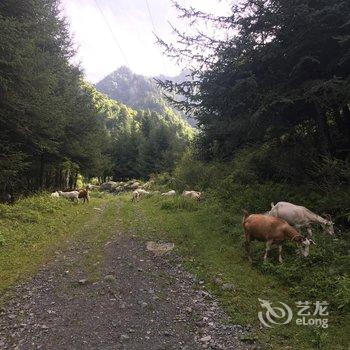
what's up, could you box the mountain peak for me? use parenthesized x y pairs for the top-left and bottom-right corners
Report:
(95, 67), (195, 126)
(113, 66), (133, 76)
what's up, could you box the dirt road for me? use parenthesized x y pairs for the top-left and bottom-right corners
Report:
(0, 202), (252, 349)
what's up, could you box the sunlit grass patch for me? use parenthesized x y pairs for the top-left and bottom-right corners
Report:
(0, 192), (113, 294)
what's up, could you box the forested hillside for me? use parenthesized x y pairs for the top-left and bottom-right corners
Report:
(0, 1), (109, 193)
(95, 66), (195, 126)
(0, 1), (192, 196)
(83, 83), (193, 180)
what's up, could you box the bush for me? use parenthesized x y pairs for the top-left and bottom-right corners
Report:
(150, 172), (185, 192)
(0, 193), (68, 223)
(160, 196), (199, 212)
(257, 241), (350, 313)
(173, 150), (232, 190)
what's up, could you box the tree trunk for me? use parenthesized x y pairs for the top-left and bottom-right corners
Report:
(39, 155), (45, 190)
(342, 104), (350, 143)
(65, 169), (70, 189)
(314, 105), (333, 157)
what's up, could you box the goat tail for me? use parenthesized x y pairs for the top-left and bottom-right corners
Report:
(242, 210), (249, 223)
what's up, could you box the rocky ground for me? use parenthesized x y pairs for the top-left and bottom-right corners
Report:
(0, 205), (254, 350)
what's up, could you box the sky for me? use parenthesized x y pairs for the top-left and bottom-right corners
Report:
(60, 0), (232, 83)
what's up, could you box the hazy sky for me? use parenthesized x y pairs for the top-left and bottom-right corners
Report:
(60, 0), (232, 83)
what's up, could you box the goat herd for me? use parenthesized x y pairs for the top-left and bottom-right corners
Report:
(131, 189), (203, 202)
(52, 186), (335, 264)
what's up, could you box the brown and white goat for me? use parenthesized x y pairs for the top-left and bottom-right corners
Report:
(243, 211), (314, 263)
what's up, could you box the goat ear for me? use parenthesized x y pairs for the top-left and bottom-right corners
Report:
(271, 202), (275, 208)
(309, 239), (316, 245)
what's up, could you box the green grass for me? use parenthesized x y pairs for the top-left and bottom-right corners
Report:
(120, 194), (349, 350)
(0, 191), (348, 349)
(0, 192), (117, 295)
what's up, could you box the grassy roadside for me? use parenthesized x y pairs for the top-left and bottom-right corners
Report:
(0, 192), (117, 296)
(119, 194), (349, 350)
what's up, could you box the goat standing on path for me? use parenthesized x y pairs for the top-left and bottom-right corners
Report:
(243, 210), (314, 263)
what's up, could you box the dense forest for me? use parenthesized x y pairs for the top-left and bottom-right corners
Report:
(0, 0), (192, 196)
(84, 83), (193, 180)
(159, 0), (350, 216)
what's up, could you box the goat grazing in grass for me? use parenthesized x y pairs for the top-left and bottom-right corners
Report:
(50, 191), (59, 198)
(182, 190), (203, 200)
(161, 190), (176, 196)
(243, 210), (314, 263)
(58, 190), (79, 203)
(132, 189), (150, 202)
(269, 201), (334, 237)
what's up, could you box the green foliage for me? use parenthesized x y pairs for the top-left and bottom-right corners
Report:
(256, 234), (350, 314)
(0, 1), (110, 192)
(172, 150), (231, 190)
(162, 0), (350, 178)
(160, 196), (199, 212)
(160, 152), (350, 321)
(109, 108), (193, 180)
(0, 3), (194, 195)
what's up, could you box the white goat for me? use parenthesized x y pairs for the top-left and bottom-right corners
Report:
(161, 190), (176, 196)
(182, 190), (203, 200)
(269, 202), (334, 237)
(132, 189), (150, 202)
(58, 190), (79, 203)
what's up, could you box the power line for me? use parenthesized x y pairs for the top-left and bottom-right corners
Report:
(145, 0), (157, 33)
(94, 0), (130, 67)
(145, 0), (169, 76)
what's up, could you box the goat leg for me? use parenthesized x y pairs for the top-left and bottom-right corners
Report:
(306, 226), (313, 238)
(264, 240), (273, 263)
(278, 245), (283, 263)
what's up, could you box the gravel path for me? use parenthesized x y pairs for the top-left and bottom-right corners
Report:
(0, 203), (253, 350)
